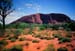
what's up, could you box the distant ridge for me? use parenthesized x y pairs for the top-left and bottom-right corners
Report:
(11, 13), (73, 24)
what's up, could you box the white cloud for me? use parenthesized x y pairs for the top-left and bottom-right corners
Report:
(25, 3), (33, 8)
(33, 5), (41, 12)
(25, 3), (41, 12)
(17, 8), (23, 10)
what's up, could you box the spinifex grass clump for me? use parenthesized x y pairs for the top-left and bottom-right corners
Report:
(10, 45), (23, 51)
(0, 39), (8, 50)
(66, 33), (72, 38)
(57, 47), (68, 51)
(2, 48), (9, 51)
(14, 29), (23, 36)
(0, 39), (8, 46)
(10, 38), (16, 42)
(44, 44), (55, 51)
(19, 37), (25, 41)
(32, 40), (40, 43)
(53, 34), (71, 43)
(59, 37), (71, 43)
(34, 34), (41, 38)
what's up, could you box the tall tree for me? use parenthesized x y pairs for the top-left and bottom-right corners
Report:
(0, 0), (13, 35)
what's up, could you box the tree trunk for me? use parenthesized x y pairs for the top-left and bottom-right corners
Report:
(3, 17), (5, 30)
(2, 17), (5, 36)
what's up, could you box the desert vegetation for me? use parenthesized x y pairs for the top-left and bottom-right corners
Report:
(0, 22), (75, 51)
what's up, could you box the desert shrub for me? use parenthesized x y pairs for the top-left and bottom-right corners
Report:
(66, 34), (72, 38)
(53, 34), (71, 43)
(10, 38), (16, 42)
(39, 36), (52, 40)
(14, 29), (23, 36)
(32, 40), (39, 43)
(46, 37), (52, 40)
(58, 27), (64, 30)
(10, 45), (23, 51)
(8, 35), (18, 40)
(68, 22), (75, 31)
(2, 48), (10, 51)
(53, 34), (62, 38)
(5, 34), (10, 37)
(59, 37), (71, 43)
(61, 23), (75, 31)
(51, 24), (60, 30)
(0, 40), (8, 46)
(16, 23), (30, 29)
(57, 47), (68, 51)
(25, 42), (29, 46)
(35, 34), (41, 38)
(40, 36), (45, 39)
(66, 43), (73, 47)
(6, 22), (30, 29)
(39, 24), (48, 30)
(44, 44), (55, 51)
(19, 37), (25, 41)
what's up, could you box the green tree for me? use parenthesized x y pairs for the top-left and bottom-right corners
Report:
(0, 0), (14, 35)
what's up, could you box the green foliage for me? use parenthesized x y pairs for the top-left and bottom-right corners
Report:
(53, 34), (62, 38)
(53, 34), (71, 43)
(14, 29), (22, 36)
(59, 37), (71, 43)
(2, 48), (10, 51)
(61, 23), (75, 31)
(39, 24), (47, 30)
(57, 47), (68, 51)
(44, 44), (55, 51)
(10, 45), (23, 51)
(35, 34), (41, 38)
(0, 39), (8, 46)
(32, 40), (39, 43)
(6, 22), (30, 29)
(68, 22), (75, 31)
(16, 23), (30, 29)
(2, 45), (23, 51)
(51, 24), (59, 30)
(10, 38), (16, 42)
(19, 37), (25, 41)
(66, 34), (72, 38)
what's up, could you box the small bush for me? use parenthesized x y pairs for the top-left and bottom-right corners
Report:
(10, 38), (16, 42)
(10, 45), (23, 51)
(57, 47), (68, 51)
(53, 34), (62, 38)
(32, 40), (39, 43)
(0, 40), (8, 46)
(59, 37), (71, 43)
(25, 42), (29, 46)
(66, 44), (73, 47)
(46, 37), (52, 40)
(58, 27), (64, 30)
(8, 36), (18, 40)
(19, 38), (25, 41)
(35, 34), (41, 38)
(66, 34), (72, 38)
(44, 44), (55, 51)
(2, 48), (10, 51)
(14, 29), (23, 36)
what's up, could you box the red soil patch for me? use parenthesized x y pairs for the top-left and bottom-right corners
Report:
(0, 30), (75, 51)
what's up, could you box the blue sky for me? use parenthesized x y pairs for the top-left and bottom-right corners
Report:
(5, 0), (75, 24)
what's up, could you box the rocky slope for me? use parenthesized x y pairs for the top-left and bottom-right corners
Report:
(11, 13), (72, 24)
